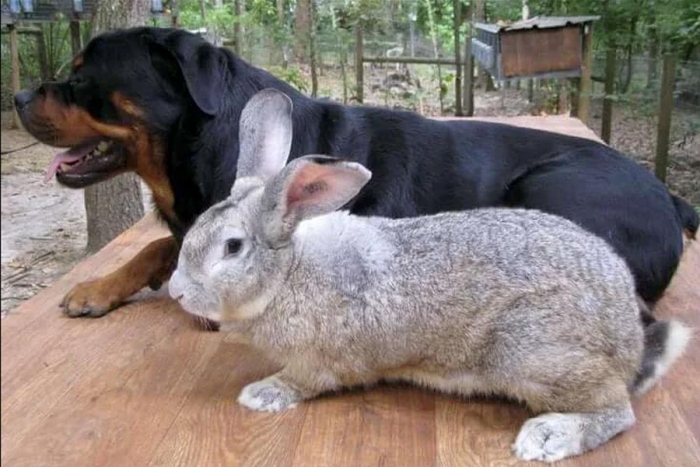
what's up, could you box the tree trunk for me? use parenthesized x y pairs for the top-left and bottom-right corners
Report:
(463, 11), (474, 116)
(294, 0), (311, 62)
(233, 0), (242, 56)
(620, 15), (637, 94)
(308, 0), (318, 97)
(473, 0), (494, 91)
(199, 0), (206, 22)
(85, 0), (147, 253)
(646, 23), (658, 89)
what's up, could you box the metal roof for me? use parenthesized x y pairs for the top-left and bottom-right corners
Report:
(475, 16), (600, 33)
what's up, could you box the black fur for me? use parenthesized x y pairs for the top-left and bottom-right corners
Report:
(45, 28), (700, 304)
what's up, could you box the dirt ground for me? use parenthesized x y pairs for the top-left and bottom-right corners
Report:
(0, 112), (151, 317)
(1, 92), (698, 317)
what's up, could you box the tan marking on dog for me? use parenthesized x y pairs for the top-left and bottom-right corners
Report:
(61, 236), (179, 317)
(112, 92), (146, 120)
(72, 54), (84, 70)
(28, 88), (177, 222)
(34, 90), (131, 145)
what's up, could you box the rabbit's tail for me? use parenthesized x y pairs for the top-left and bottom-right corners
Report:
(632, 320), (692, 395)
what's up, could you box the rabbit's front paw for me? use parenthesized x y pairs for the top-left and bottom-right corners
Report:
(238, 375), (301, 412)
(512, 413), (585, 463)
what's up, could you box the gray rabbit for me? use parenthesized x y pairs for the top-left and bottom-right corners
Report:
(169, 89), (690, 463)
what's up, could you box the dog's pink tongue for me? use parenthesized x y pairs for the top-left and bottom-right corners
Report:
(44, 142), (96, 183)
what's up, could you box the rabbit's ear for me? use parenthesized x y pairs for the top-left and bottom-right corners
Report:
(236, 89), (294, 182)
(260, 155), (372, 245)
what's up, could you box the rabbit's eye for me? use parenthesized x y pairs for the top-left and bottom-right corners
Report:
(225, 238), (243, 256)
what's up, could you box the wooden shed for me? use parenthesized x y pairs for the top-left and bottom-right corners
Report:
(472, 16), (600, 82)
(1, 0), (97, 23)
(1, 0), (170, 24)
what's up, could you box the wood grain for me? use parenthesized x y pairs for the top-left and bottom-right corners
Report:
(292, 385), (436, 467)
(2, 118), (699, 467)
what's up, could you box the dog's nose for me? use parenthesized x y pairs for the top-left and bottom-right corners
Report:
(14, 90), (34, 111)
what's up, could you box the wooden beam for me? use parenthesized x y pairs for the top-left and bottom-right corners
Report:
(577, 24), (593, 125)
(655, 54), (676, 182)
(557, 79), (568, 114)
(171, 0), (179, 28)
(9, 24), (21, 129)
(0, 26), (42, 35)
(36, 27), (49, 80)
(69, 21), (82, 57)
(362, 56), (459, 66)
(462, 22), (474, 116)
(601, 47), (616, 144)
(452, 0), (462, 116)
(355, 26), (364, 103)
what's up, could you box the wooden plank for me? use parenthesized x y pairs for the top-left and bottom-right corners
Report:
(9, 24), (21, 129)
(147, 342), (305, 467)
(500, 27), (581, 78)
(602, 47), (616, 144)
(436, 398), (529, 467)
(2, 302), (223, 467)
(453, 0), (462, 116)
(2, 118), (698, 467)
(462, 11), (474, 116)
(363, 56), (459, 66)
(577, 24), (594, 125)
(292, 385), (435, 467)
(70, 20), (82, 57)
(435, 115), (602, 142)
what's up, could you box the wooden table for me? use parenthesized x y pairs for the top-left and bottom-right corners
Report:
(3, 117), (699, 467)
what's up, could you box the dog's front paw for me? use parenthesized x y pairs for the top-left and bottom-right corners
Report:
(60, 278), (126, 318)
(513, 413), (585, 463)
(238, 376), (301, 412)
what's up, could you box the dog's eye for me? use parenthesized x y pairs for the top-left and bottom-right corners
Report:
(225, 238), (243, 257)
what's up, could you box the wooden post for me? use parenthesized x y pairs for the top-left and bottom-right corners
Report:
(36, 28), (49, 80)
(462, 5), (474, 116)
(171, 0), (180, 28)
(577, 23), (593, 125)
(355, 26), (364, 103)
(557, 79), (568, 114)
(453, 0), (462, 116)
(569, 78), (579, 116)
(655, 54), (676, 182)
(70, 21), (82, 57)
(601, 47), (616, 144)
(9, 24), (21, 129)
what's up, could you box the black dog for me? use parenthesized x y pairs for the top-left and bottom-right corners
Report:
(14, 27), (697, 317)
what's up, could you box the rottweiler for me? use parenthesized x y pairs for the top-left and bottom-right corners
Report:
(14, 27), (698, 318)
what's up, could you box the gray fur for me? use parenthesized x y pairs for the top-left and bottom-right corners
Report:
(169, 89), (689, 463)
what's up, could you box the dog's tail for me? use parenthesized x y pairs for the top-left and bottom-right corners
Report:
(672, 195), (699, 240)
(632, 320), (691, 395)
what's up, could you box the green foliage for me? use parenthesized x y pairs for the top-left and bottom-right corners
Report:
(269, 66), (309, 93)
(178, 1), (241, 38)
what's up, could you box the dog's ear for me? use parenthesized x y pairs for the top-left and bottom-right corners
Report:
(144, 32), (226, 116)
